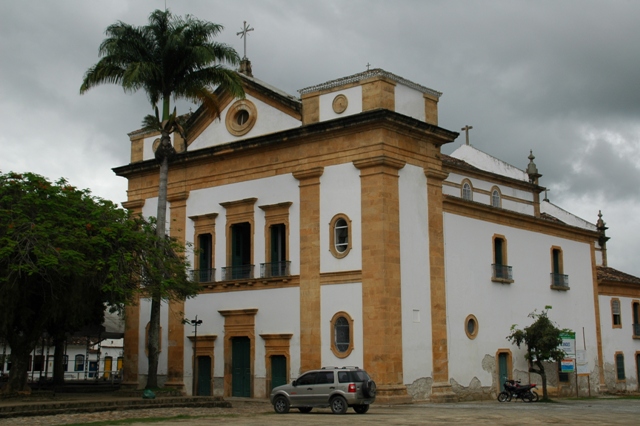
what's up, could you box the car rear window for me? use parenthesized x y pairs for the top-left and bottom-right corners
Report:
(337, 370), (369, 383)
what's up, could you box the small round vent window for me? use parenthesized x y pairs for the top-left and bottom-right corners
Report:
(465, 314), (479, 340)
(225, 99), (257, 136)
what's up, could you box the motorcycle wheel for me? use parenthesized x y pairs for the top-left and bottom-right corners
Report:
(522, 391), (534, 402)
(497, 391), (510, 402)
(529, 391), (539, 402)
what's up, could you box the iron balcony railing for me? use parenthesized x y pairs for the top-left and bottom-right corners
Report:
(191, 268), (215, 283)
(491, 264), (513, 281)
(633, 323), (640, 337)
(260, 261), (291, 278)
(221, 265), (254, 281)
(550, 273), (569, 288)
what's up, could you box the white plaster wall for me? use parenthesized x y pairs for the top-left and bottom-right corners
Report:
(188, 94), (301, 151)
(398, 164), (433, 383)
(183, 287), (300, 387)
(598, 295), (640, 390)
(321, 283), (364, 368)
(137, 297), (170, 377)
(444, 213), (599, 388)
(184, 174), (301, 280)
(320, 163), (362, 273)
(319, 86), (363, 121)
(395, 84), (425, 121)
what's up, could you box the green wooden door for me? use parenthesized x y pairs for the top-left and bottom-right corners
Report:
(232, 337), (251, 397)
(498, 353), (509, 392)
(271, 355), (287, 389)
(197, 356), (211, 396)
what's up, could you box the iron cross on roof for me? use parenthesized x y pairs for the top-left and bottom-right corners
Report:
(461, 125), (473, 145)
(237, 21), (254, 60)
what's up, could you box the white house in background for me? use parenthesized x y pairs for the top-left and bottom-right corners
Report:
(114, 61), (640, 401)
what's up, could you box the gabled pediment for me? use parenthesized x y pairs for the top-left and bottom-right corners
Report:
(186, 73), (302, 152)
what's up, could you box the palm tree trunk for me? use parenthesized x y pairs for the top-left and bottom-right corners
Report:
(146, 131), (171, 389)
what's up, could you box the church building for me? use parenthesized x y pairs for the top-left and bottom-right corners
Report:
(115, 59), (640, 401)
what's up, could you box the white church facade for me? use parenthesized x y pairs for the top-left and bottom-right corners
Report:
(115, 64), (640, 401)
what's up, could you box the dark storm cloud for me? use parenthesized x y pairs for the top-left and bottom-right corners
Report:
(1, 0), (639, 275)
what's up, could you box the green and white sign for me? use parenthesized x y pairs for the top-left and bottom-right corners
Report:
(560, 332), (576, 358)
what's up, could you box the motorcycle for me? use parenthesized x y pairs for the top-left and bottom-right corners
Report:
(497, 379), (538, 402)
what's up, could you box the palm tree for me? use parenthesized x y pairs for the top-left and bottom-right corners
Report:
(80, 9), (244, 388)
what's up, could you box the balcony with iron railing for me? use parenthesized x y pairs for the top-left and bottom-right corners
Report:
(260, 261), (291, 278)
(191, 268), (215, 283)
(221, 264), (254, 281)
(491, 264), (513, 283)
(550, 273), (570, 291)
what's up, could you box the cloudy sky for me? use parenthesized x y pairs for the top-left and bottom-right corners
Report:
(2, 0), (639, 276)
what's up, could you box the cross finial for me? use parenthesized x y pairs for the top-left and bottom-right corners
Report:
(461, 125), (473, 145)
(366, 62), (371, 71)
(237, 21), (254, 60)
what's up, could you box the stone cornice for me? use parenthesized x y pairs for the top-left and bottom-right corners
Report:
(444, 195), (599, 242)
(114, 109), (458, 178)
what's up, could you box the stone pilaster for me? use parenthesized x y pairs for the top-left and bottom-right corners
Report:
(293, 167), (324, 373)
(165, 192), (189, 391)
(122, 298), (140, 389)
(425, 168), (457, 403)
(121, 199), (145, 389)
(354, 156), (411, 404)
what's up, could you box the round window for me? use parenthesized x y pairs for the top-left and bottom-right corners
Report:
(465, 314), (479, 340)
(225, 99), (257, 136)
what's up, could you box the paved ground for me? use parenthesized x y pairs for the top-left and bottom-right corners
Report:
(2, 397), (640, 425)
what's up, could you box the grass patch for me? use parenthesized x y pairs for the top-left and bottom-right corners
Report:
(538, 398), (559, 403)
(66, 413), (242, 426)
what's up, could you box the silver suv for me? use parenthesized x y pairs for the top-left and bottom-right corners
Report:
(270, 366), (376, 414)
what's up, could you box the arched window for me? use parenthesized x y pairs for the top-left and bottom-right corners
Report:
(75, 354), (85, 371)
(611, 299), (622, 328)
(330, 311), (354, 358)
(462, 180), (473, 201)
(491, 187), (501, 208)
(329, 214), (352, 258)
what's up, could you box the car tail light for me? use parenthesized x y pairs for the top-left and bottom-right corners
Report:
(348, 383), (356, 393)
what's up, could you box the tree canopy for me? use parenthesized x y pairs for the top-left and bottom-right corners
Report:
(0, 172), (198, 393)
(507, 307), (570, 400)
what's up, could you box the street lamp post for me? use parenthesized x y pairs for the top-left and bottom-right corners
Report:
(190, 316), (203, 396)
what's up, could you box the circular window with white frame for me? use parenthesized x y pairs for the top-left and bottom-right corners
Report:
(225, 99), (257, 136)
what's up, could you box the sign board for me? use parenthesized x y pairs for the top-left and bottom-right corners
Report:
(560, 332), (576, 358)
(576, 349), (590, 376)
(561, 358), (575, 373)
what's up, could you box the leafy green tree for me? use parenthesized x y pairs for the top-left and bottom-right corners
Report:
(0, 172), (197, 393)
(80, 9), (244, 388)
(507, 307), (570, 400)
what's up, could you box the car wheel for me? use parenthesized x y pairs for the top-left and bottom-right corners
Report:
(298, 407), (313, 413)
(353, 404), (370, 414)
(330, 396), (348, 414)
(362, 379), (377, 398)
(273, 395), (290, 414)
(497, 391), (510, 402)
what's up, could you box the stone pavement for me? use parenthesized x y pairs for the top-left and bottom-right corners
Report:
(2, 394), (640, 425)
